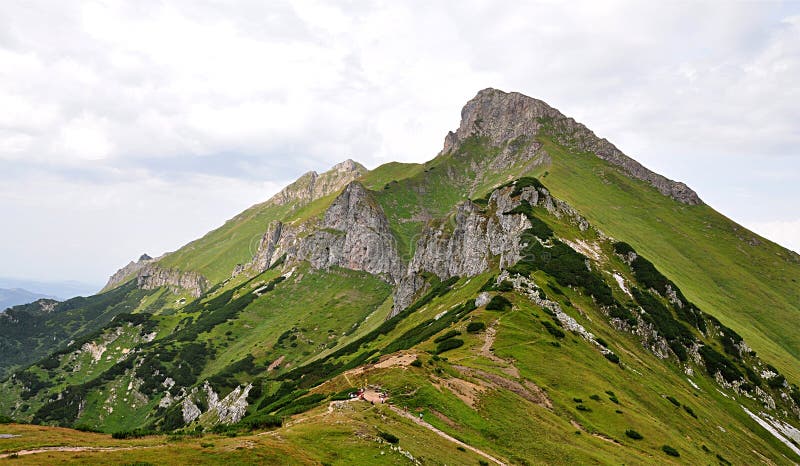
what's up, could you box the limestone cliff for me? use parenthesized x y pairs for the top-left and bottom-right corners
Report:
(444, 88), (701, 205)
(242, 181), (404, 283)
(392, 181), (592, 314)
(102, 254), (154, 291)
(136, 264), (208, 297)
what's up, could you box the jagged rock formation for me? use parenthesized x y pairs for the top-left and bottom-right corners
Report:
(181, 382), (252, 425)
(136, 264), (208, 297)
(241, 181), (404, 283)
(392, 183), (583, 314)
(267, 159), (367, 206)
(444, 88), (701, 205)
(102, 254), (155, 291)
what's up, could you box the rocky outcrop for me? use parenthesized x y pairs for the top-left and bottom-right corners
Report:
(392, 181), (594, 315)
(136, 264), (208, 297)
(267, 159), (367, 207)
(444, 88), (701, 205)
(102, 254), (154, 291)
(202, 382), (252, 425)
(242, 181), (404, 283)
(392, 186), (534, 314)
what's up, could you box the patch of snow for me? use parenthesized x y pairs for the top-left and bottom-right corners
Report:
(687, 378), (701, 390)
(613, 273), (632, 297)
(742, 406), (800, 457)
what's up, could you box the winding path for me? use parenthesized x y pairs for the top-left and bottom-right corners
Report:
(0, 445), (158, 459)
(388, 405), (506, 465)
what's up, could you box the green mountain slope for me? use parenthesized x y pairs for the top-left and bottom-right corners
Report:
(1, 88), (798, 465)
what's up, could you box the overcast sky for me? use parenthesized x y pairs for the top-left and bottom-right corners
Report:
(1, 0), (798, 288)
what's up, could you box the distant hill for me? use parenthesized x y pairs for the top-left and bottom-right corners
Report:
(0, 288), (54, 311)
(0, 278), (98, 301)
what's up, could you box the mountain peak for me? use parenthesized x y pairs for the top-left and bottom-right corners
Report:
(267, 159), (368, 207)
(445, 88), (702, 205)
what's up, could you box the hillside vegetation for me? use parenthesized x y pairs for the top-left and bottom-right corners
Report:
(1, 88), (798, 465)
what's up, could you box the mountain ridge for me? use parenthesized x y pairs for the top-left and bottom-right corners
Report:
(1, 88), (798, 465)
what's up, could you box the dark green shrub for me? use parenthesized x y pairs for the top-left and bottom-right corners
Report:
(596, 337), (608, 348)
(589, 394), (601, 401)
(510, 239), (614, 306)
(745, 367), (762, 387)
(410, 358), (422, 368)
(479, 276), (497, 292)
(666, 396), (680, 407)
(625, 429), (643, 440)
(112, 429), (153, 439)
(0, 414), (14, 424)
(496, 280), (514, 292)
(74, 424), (102, 432)
(467, 322), (486, 333)
(609, 396), (619, 404)
(604, 352), (620, 364)
(576, 404), (591, 412)
(716, 453), (732, 465)
(768, 374), (786, 389)
(434, 330), (461, 343)
(613, 241), (635, 256)
(661, 445), (680, 457)
(486, 295), (512, 311)
(435, 339), (464, 354)
(378, 431), (399, 444)
(573, 398), (583, 403)
(682, 405), (697, 419)
(241, 414), (282, 430)
(698, 346), (742, 383)
(542, 321), (565, 339)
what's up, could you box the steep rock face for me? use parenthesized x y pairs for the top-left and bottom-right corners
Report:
(267, 159), (367, 206)
(102, 254), (154, 291)
(136, 264), (208, 297)
(392, 186), (534, 314)
(244, 181), (404, 283)
(444, 88), (701, 205)
(392, 183), (593, 314)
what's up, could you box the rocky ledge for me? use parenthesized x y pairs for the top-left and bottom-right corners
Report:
(136, 264), (209, 297)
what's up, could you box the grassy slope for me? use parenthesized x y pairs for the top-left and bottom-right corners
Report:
(156, 201), (294, 284)
(2, 185), (798, 464)
(0, 283), (158, 380)
(527, 137), (800, 381)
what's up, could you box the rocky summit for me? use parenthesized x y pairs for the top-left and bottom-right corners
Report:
(0, 89), (798, 465)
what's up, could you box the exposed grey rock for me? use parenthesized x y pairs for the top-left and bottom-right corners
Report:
(391, 183), (587, 315)
(202, 381), (252, 425)
(102, 254), (155, 291)
(136, 264), (208, 297)
(182, 397), (201, 424)
(475, 292), (491, 308)
(267, 159), (367, 207)
(444, 88), (701, 205)
(243, 181), (404, 284)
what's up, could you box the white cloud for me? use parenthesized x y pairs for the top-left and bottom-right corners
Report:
(748, 219), (800, 253)
(0, 0), (797, 282)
